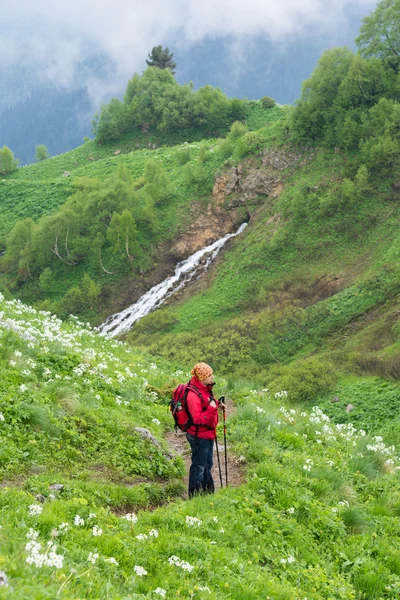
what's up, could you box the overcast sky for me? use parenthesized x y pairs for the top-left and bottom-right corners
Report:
(1, 0), (377, 95)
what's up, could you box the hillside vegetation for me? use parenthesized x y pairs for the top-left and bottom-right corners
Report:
(0, 98), (281, 320)
(2, 2), (400, 596)
(2, 294), (400, 599)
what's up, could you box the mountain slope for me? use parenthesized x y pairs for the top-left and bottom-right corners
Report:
(1, 293), (400, 599)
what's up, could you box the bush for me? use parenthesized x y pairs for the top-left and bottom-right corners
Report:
(176, 147), (191, 165)
(39, 268), (54, 293)
(131, 309), (178, 335)
(269, 358), (337, 404)
(62, 274), (101, 315)
(35, 144), (49, 161)
(0, 145), (18, 175)
(261, 96), (276, 109)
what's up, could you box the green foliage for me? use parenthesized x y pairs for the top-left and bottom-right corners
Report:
(38, 268), (54, 293)
(146, 45), (176, 73)
(356, 0), (400, 70)
(261, 96), (276, 109)
(35, 144), (49, 161)
(176, 147), (191, 165)
(290, 47), (395, 156)
(0, 145), (18, 175)
(269, 358), (338, 404)
(94, 67), (247, 143)
(62, 274), (101, 315)
(2, 293), (400, 598)
(92, 98), (128, 143)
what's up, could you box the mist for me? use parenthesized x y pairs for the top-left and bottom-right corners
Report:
(1, 0), (377, 100)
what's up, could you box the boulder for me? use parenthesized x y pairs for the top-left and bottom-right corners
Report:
(134, 427), (174, 459)
(49, 483), (64, 492)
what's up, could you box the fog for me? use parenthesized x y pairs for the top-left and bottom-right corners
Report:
(1, 0), (377, 98)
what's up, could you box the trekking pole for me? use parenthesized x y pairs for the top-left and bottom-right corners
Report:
(214, 433), (223, 488)
(220, 397), (228, 487)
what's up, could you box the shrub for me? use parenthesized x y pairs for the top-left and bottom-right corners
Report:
(261, 96), (276, 109)
(176, 147), (191, 165)
(0, 145), (18, 175)
(131, 310), (178, 335)
(35, 144), (49, 161)
(269, 358), (337, 404)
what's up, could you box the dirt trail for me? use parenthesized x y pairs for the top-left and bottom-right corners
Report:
(165, 398), (246, 499)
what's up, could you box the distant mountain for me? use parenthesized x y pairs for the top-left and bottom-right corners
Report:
(0, 10), (367, 164)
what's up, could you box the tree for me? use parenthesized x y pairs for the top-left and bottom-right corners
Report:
(261, 96), (276, 109)
(146, 45), (176, 73)
(92, 98), (128, 142)
(39, 268), (54, 293)
(3, 218), (34, 279)
(0, 146), (18, 175)
(107, 209), (137, 261)
(290, 48), (354, 143)
(357, 0), (400, 70)
(35, 144), (49, 161)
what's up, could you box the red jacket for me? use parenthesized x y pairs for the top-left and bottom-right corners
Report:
(186, 377), (218, 439)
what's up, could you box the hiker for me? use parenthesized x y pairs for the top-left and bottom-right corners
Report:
(185, 362), (219, 498)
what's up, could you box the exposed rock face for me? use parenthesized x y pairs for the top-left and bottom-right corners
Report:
(261, 147), (303, 170)
(240, 169), (280, 199)
(225, 165), (243, 194)
(170, 147), (306, 270)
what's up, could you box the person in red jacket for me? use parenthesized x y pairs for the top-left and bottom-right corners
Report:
(186, 362), (219, 498)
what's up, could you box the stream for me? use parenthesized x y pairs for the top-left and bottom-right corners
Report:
(99, 222), (247, 337)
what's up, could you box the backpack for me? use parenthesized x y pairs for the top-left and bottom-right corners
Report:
(170, 381), (204, 432)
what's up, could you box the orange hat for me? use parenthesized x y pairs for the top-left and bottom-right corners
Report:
(191, 362), (213, 381)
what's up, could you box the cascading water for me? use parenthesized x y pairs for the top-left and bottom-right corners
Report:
(99, 222), (248, 337)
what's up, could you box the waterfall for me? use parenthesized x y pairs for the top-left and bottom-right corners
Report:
(99, 222), (248, 337)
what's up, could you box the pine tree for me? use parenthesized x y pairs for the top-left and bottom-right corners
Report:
(146, 46), (176, 74)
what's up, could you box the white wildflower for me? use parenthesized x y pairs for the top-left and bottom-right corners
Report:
(149, 529), (159, 537)
(186, 516), (202, 527)
(123, 513), (138, 523)
(134, 565), (148, 576)
(287, 555), (296, 564)
(92, 525), (102, 536)
(154, 588), (167, 598)
(74, 515), (84, 526)
(28, 504), (43, 517)
(168, 555), (194, 572)
(88, 552), (99, 565)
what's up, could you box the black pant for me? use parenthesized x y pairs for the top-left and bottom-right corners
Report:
(186, 433), (215, 498)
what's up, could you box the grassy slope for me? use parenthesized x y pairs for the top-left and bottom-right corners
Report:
(0, 104), (283, 322)
(2, 295), (400, 599)
(126, 143), (400, 436)
(0, 103), (280, 246)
